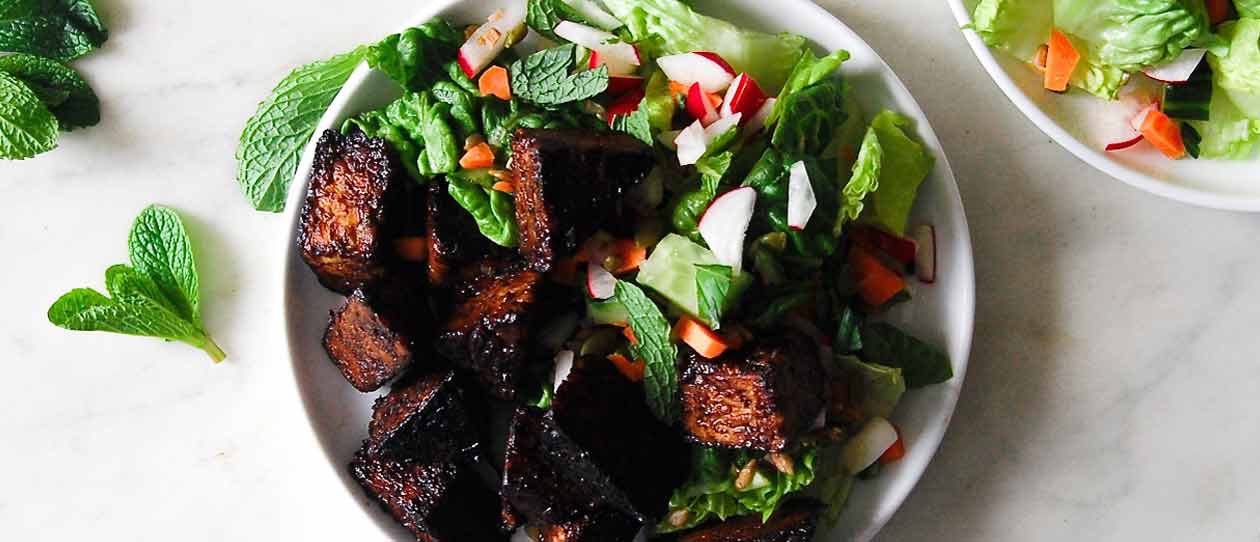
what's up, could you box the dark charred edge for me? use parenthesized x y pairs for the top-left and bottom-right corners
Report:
(366, 370), (480, 464)
(673, 499), (823, 542)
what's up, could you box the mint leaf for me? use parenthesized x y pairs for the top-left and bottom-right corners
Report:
(0, 70), (57, 159)
(611, 101), (653, 146)
(694, 264), (733, 330)
(614, 280), (679, 423)
(859, 322), (950, 388)
(510, 44), (609, 106)
(0, 0), (109, 61)
(128, 205), (201, 325)
(48, 206), (225, 362)
(236, 46), (367, 212)
(0, 53), (98, 129)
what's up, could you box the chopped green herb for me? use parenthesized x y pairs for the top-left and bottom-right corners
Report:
(615, 280), (679, 423)
(510, 44), (609, 106)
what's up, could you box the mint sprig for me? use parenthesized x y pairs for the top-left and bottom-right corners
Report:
(0, 70), (58, 159)
(48, 205), (226, 362)
(0, 53), (99, 130)
(615, 280), (679, 423)
(0, 0), (109, 61)
(510, 44), (609, 106)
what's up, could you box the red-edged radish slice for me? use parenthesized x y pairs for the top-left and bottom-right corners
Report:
(720, 74), (768, 119)
(1094, 79), (1161, 151)
(1142, 48), (1207, 84)
(587, 263), (616, 299)
(743, 97), (776, 135)
(561, 0), (623, 30)
(787, 161), (817, 230)
(606, 88), (646, 126)
(687, 82), (721, 125)
(1104, 134), (1145, 152)
(703, 112), (742, 142)
(698, 187), (757, 271)
(458, 6), (527, 79)
(555, 21), (639, 75)
(693, 52), (736, 75)
(843, 417), (899, 474)
(552, 350), (576, 392)
(675, 120), (707, 166)
(854, 227), (918, 264)
(607, 75), (645, 96)
(913, 224), (936, 283)
(1130, 103), (1160, 132)
(657, 53), (736, 93)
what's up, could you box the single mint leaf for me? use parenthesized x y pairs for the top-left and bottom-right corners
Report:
(611, 102), (653, 146)
(127, 205), (201, 325)
(0, 0), (109, 61)
(0, 53), (98, 129)
(615, 280), (679, 423)
(510, 44), (609, 106)
(47, 206), (225, 362)
(235, 46), (367, 212)
(694, 264), (733, 330)
(859, 322), (951, 388)
(0, 70), (58, 159)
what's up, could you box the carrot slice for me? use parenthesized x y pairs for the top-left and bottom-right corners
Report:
(669, 80), (689, 97)
(623, 325), (638, 345)
(478, 65), (512, 100)
(674, 316), (731, 359)
(1206, 0), (1231, 25)
(878, 426), (906, 464)
(607, 353), (645, 382)
(849, 245), (906, 308)
(1044, 29), (1080, 92)
(1140, 109), (1186, 159)
(491, 180), (515, 193)
(609, 240), (647, 274)
(459, 142), (496, 169)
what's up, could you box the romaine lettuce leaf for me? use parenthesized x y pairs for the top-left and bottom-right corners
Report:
(1238, 0), (1260, 17)
(1208, 19), (1260, 118)
(601, 0), (806, 92)
(659, 446), (818, 533)
(447, 176), (520, 247)
(836, 355), (905, 420)
(839, 127), (882, 228)
(770, 49), (850, 125)
(971, 0), (1054, 62)
(1053, 0), (1215, 72)
(1192, 85), (1260, 158)
(863, 111), (934, 236)
(772, 78), (848, 157)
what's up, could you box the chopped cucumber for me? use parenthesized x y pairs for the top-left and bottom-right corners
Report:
(635, 234), (720, 318)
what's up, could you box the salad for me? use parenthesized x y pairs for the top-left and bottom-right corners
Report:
(292, 0), (955, 540)
(969, 0), (1260, 161)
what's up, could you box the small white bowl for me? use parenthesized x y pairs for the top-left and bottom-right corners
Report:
(948, 0), (1260, 211)
(278, 0), (975, 539)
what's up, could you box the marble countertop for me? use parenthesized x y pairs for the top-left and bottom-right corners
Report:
(3, 0), (1259, 540)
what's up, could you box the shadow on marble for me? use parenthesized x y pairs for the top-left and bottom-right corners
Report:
(179, 206), (240, 362)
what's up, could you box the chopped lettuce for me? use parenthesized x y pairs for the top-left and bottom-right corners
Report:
(839, 127), (882, 228)
(836, 355), (905, 421)
(446, 176), (520, 247)
(660, 446), (818, 533)
(1193, 90), (1260, 158)
(1209, 19), (1260, 118)
(1053, 0), (1216, 72)
(770, 49), (850, 125)
(1238, 0), (1260, 17)
(642, 69), (677, 133)
(601, 0), (806, 92)
(772, 78), (848, 157)
(863, 111), (934, 235)
(970, 0), (1054, 62)
(636, 233), (720, 318)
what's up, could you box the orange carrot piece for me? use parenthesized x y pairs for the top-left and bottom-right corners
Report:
(623, 325), (638, 345)
(459, 142), (496, 169)
(1140, 109), (1186, 159)
(1044, 29), (1080, 92)
(607, 353), (645, 382)
(674, 316), (731, 359)
(393, 236), (428, 262)
(1206, 0), (1231, 25)
(491, 180), (515, 193)
(478, 65), (512, 100)
(849, 245), (906, 308)
(705, 91), (723, 110)
(609, 240), (647, 274)
(878, 426), (906, 464)
(669, 81), (689, 97)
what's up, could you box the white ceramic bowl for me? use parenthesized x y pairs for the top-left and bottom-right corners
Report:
(279, 0), (975, 539)
(948, 0), (1260, 211)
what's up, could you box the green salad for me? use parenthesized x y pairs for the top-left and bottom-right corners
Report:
(969, 0), (1260, 161)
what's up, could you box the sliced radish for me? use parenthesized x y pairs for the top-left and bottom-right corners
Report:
(743, 97), (776, 135)
(855, 227), (918, 264)
(913, 224), (936, 283)
(720, 74), (768, 120)
(1142, 48), (1207, 84)
(562, 0), (623, 31)
(1094, 79), (1162, 151)
(1104, 134), (1145, 152)
(698, 187), (757, 271)
(703, 112), (742, 142)
(687, 82), (721, 125)
(555, 21), (639, 75)
(843, 417), (899, 474)
(675, 120), (707, 166)
(552, 350), (576, 392)
(458, 5), (527, 79)
(787, 161), (817, 231)
(607, 75), (645, 96)
(1130, 103), (1160, 133)
(693, 52), (736, 75)
(587, 263), (616, 299)
(606, 88), (646, 126)
(657, 52), (736, 93)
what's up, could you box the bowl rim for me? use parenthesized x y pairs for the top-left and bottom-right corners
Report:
(277, 0), (976, 539)
(945, 0), (1260, 212)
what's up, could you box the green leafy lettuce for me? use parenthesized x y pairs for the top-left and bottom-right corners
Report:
(772, 78), (849, 157)
(236, 46), (367, 212)
(0, 53), (98, 130)
(446, 176), (519, 247)
(860, 322), (951, 389)
(526, 0), (613, 41)
(614, 280), (679, 423)
(366, 19), (466, 92)
(771, 49), (850, 126)
(601, 0), (806, 93)
(48, 205), (225, 362)
(1053, 0), (1216, 72)
(836, 355), (906, 420)
(839, 127), (882, 227)
(0, 0), (108, 61)
(0, 69), (57, 159)
(344, 91), (461, 180)
(510, 44), (609, 106)
(1237, 0), (1260, 17)
(660, 446), (818, 533)
(611, 99), (654, 145)
(863, 111), (934, 235)
(1209, 19), (1260, 118)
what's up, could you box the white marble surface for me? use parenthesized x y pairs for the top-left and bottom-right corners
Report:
(2, 0), (1259, 540)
